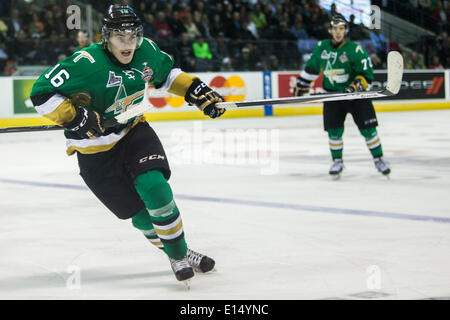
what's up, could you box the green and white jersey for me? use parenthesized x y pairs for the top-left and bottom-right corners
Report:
(304, 39), (373, 92)
(30, 38), (177, 155)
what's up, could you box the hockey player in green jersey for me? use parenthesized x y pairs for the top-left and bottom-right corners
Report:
(294, 14), (390, 177)
(30, 5), (225, 283)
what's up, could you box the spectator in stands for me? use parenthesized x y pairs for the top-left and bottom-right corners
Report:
(370, 53), (384, 69)
(234, 46), (256, 71)
(195, 12), (212, 40)
(168, 10), (186, 39)
(329, 3), (338, 18)
(154, 12), (173, 39)
(429, 55), (444, 68)
(10, 29), (29, 64)
(370, 28), (387, 62)
(348, 14), (358, 36)
(28, 13), (45, 39)
(183, 12), (201, 40)
(175, 32), (195, 72)
(436, 31), (450, 67)
(291, 16), (309, 40)
(250, 3), (267, 31)
(52, 6), (67, 38)
(221, 56), (233, 71)
(432, 1), (449, 34)
(4, 59), (17, 76)
(307, 12), (327, 39)
(406, 51), (427, 69)
(350, 23), (370, 40)
(0, 16), (8, 38)
(6, 9), (22, 39)
(0, 36), (8, 73)
(245, 14), (260, 39)
(267, 54), (280, 71)
(210, 13), (225, 38)
(75, 30), (90, 52)
(192, 35), (213, 71)
(142, 13), (157, 39)
(214, 32), (231, 62)
(225, 11), (242, 39)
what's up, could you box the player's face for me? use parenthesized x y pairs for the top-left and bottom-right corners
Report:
(331, 24), (346, 43)
(109, 32), (137, 64)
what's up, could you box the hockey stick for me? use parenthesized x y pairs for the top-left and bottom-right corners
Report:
(216, 51), (403, 109)
(0, 82), (150, 134)
(0, 52), (403, 133)
(69, 51), (402, 120)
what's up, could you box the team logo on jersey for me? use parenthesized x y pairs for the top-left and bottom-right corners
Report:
(339, 52), (348, 63)
(141, 62), (154, 82)
(123, 70), (135, 80)
(104, 90), (145, 115)
(106, 71), (122, 87)
(324, 61), (348, 85)
(321, 50), (338, 64)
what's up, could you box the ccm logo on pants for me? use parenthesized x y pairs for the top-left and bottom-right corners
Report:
(139, 154), (165, 163)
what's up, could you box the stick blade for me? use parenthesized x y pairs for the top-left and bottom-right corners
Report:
(385, 51), (403, 95)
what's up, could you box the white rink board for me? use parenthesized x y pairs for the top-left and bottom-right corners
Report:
(0, 110), (449, 299)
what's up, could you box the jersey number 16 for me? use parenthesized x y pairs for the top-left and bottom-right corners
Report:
(44, 64), (70, 88)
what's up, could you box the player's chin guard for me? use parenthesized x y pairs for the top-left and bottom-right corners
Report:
(101, 4), (144, 49)
(293, 76), (311, 96)
(185, 78), (226, 119)
(63, 107), (106, 139)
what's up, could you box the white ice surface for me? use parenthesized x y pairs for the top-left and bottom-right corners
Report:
(0, 110), (449, 300)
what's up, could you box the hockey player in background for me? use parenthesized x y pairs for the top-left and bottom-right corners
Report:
(294, 14), (390, 177)
(30, 5), (225, 283)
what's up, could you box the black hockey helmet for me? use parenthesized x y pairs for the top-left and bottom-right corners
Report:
(101, 5), (144, 49)
(329, 13), (349, 34)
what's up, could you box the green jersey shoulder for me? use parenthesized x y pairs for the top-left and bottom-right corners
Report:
(31, 38), (174, 118)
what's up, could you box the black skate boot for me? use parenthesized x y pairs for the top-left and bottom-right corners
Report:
(374, 157), (391, 176)
(187, 248), (216, 273)
(169, 257), (195, 282)
(329, 159), (344, 177)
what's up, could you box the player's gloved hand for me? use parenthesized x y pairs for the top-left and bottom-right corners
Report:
(293, 76), (311, 96)
(344, 78), (364, 93)
(63, 106), (105, 139)
(185, 78), (226, 119)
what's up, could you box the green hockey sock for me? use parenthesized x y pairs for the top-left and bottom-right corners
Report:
(131, 208), (164, 250)
(134, 170), (187, 259)
(327, 127), (344, 160)
(360, 127), (383, 158)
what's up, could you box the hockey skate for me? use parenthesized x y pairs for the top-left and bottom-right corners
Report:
(374, 157), (391, 177)
(169, 257), (194, 287)
(187, 248), (216, 273)
(329, 159), (344, 178)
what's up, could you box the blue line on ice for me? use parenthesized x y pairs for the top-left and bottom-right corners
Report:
(1, 178), (449, 224)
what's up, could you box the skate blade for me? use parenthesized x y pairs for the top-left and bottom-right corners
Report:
(330, 173), (341, 180)
(182, 279), (191, 290)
